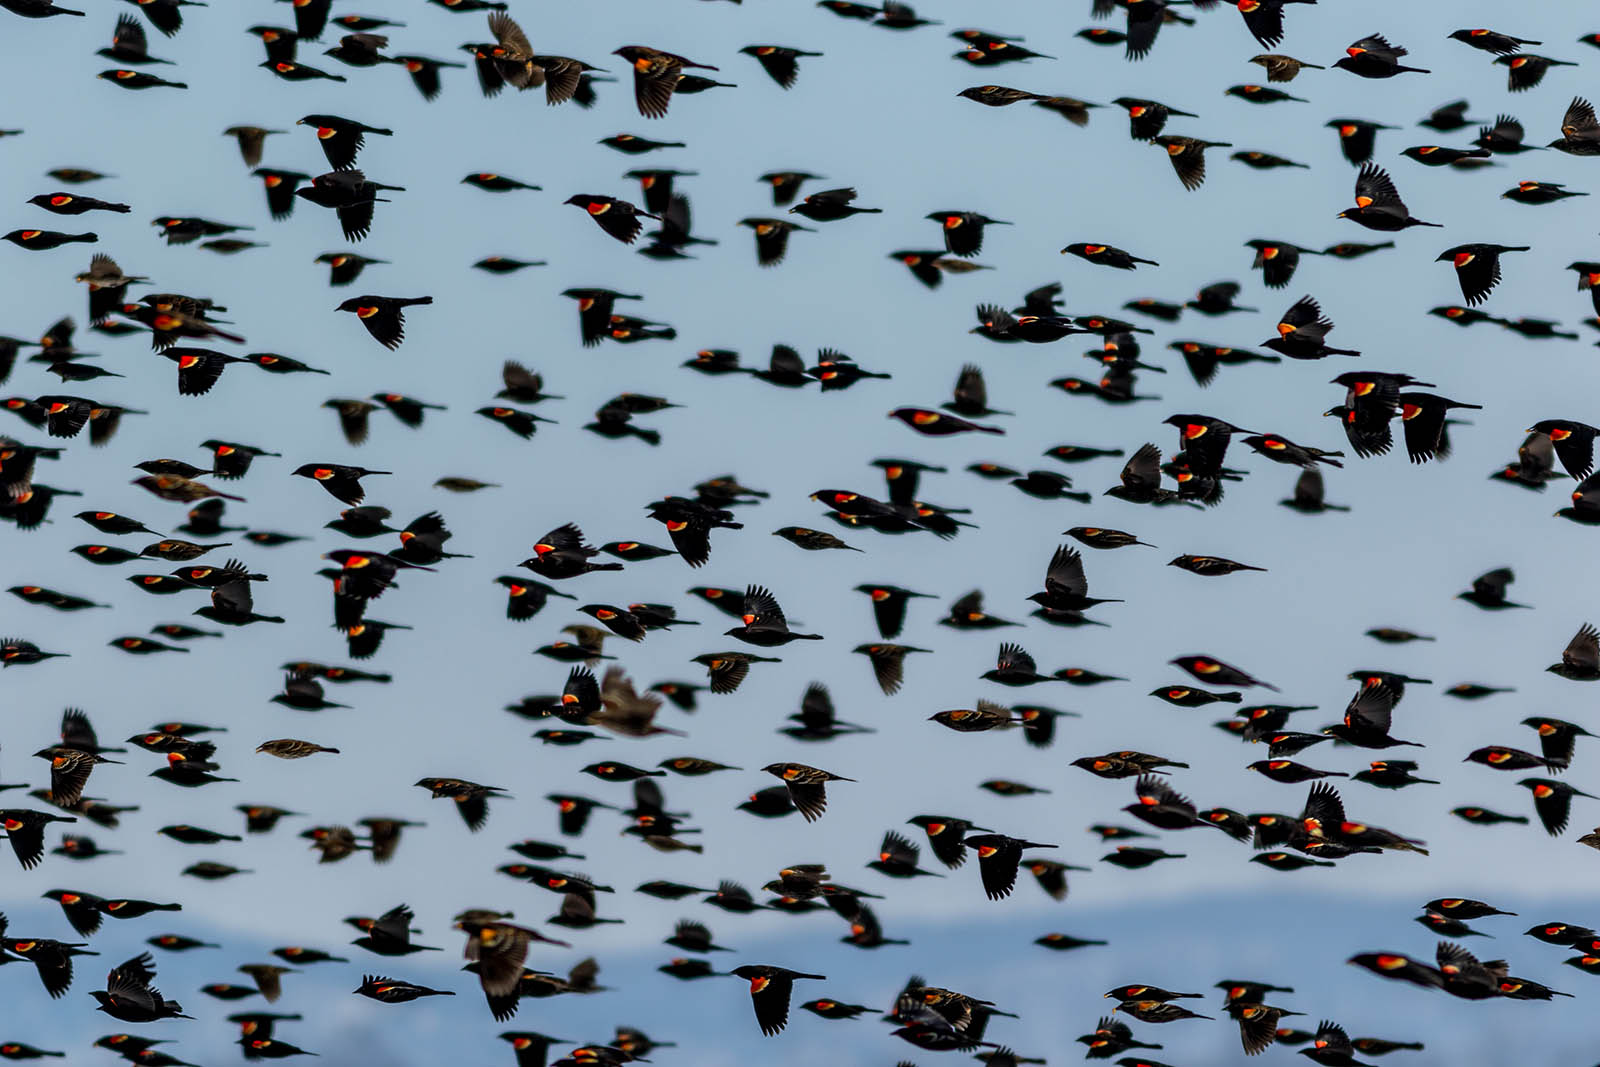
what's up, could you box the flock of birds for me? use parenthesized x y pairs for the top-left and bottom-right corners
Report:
(4, 0), (1600, 1064)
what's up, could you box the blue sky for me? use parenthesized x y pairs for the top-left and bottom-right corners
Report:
(3, 0), (1600, 1062)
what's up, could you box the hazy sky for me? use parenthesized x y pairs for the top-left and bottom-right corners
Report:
(3, 0), (1600, 1063)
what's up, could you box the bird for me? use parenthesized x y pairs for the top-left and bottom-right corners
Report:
(1436, 244), (1529, 305)
(730, 965), (825, 1035)
(1338, 164), (1441, 230)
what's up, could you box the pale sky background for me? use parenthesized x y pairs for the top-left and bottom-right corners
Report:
(3, 0), (1600, 1063)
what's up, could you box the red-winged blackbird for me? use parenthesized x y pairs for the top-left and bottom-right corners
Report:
(1327, 118), (1396, 165)
(758, 171), (824, 209)
(1243, 434), (1343, 468)
(726, 585), (822, 645)
(775, 525), (860, 551)
(648, 496), (741, 566)
(1519, 777), (1595, 835)
(1264, 296), (1360, 359)
(958, 85), (1044, 107)
(1169, 554), (1266, 577)
(926, 212), (1010, 258)
(291, 464), (389, 505)
(1419, 100), (1485, 133)
(789, 187), (881, 221)
(28, 192), (129, 216)
(1152, 136), (1232, 190)
(3, 229), (97, 249)
(778, 682), (869, 742)
(1339, 164), (1439, 230)
(415, 778), (508, 832)
(1502, 180), (1585, 204)
(1104, 443), (1179, 506)
(476, 405), (554, 439)
(953, 36), (1051, 65)
(202, 440), (278, 480)
(1546, 622), (1600, 680)
(34, 747), (118, 806)
(854, 583), (934, 638)
(97, 69), (187, 89)
(246, 24), (298, 65)
(1248, 759), (1347, 783)
(763, 762), (852, 821)
(395, 53), (467, 99)
(694, 652), (780, 694)
(1393, 393), (1479, 463)
(1435, 244), (1527, 305)
(1335, 34), (1430, 78)
(323, 30), (392, 67)
(1245, 239), (1318, 289)
(1180, 283), (1255, 319)
(731, 964), (825, 1036)
(1495, 53), (1577, 92)
(261, 59), (347, 82)
(1323, 682), (1419, 749)
(612, 46), (717, 119)
(1109, 96), (1197, 143)
(963, 833), (1056, 900)
(853, 643), (929, 696)
(296, 114), (392, 170)
(1521, 715), (1591, 766)
(741, 45), (822, 89)
(1062, 243), (1157, 269)
(161, 347), (245, 396)
(1475, 113), (1543, 154)
(1065, 526), (1151, 550)
(1078, 27), (1125, 46)
(563, 195), (657, 244)
(1024, 544), (1120, 616)
(1170, 655), (1277, 691)
(462, 172), (539, 193)
(1116, 999), (1211, 1024)
(74, 506), (153, 535)
(1527, 419), (1598, 481)
(1448, 28), (1538, 54)
(2, 0), (84, 15)
(90, 953), (190, 1021)
(243, 352), (328, 375)
(296, 170), (404, 242)
(1163, 414), (1258, 477)
(599, 134), (686, 155)
(1233, 149), (1309, 170)
(334, 296), (431, 350)
(354, 975), (454, 1003)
